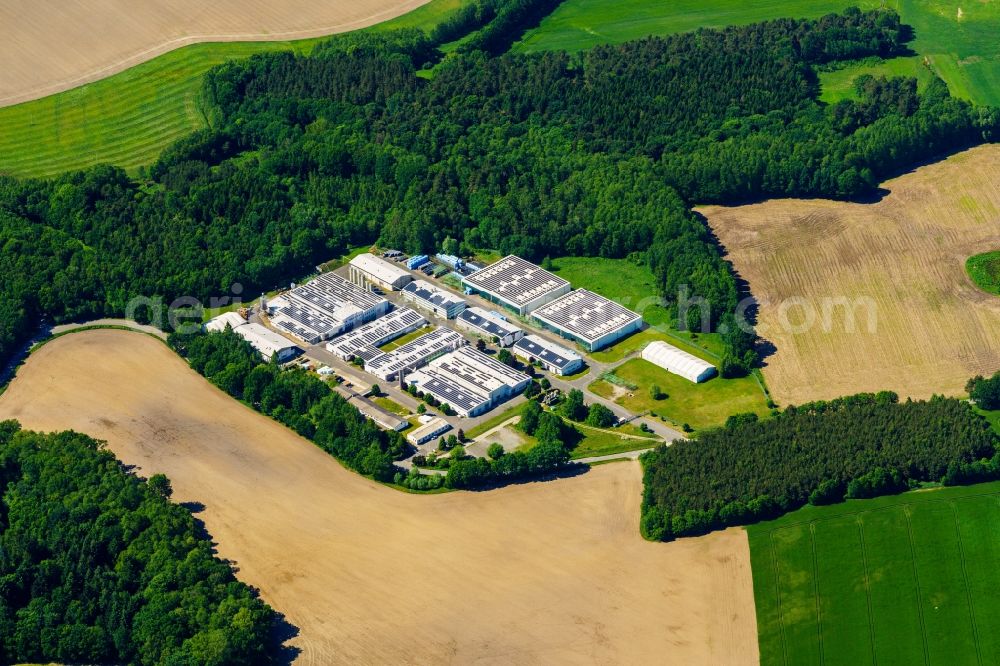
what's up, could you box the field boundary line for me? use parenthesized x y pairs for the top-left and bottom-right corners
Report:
(950, 501), (984, 666)
(767, 531), (791, 666)
(902, 506), (931, 666)
(809, 523), (826, 666)
(758, 488), (1000, 533)
(855, 517), (878, 666)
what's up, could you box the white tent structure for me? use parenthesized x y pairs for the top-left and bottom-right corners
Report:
(640, 341), (717, 383)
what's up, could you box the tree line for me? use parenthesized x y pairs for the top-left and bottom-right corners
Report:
(0, 421), (276, 664)
(640, 392), (998, 541)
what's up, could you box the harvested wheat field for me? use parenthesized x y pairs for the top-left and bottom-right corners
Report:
(0, 330), (757, 665)
(0, 0), (429, 107)
(702, 145), (1000, 405)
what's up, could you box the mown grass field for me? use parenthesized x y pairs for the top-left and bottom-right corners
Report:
(966, 250), (1000, 296)
(0, 0), (467, 179)
(589, 357), (769, 431)
(749, 481), (1000, 666)
(514, 0), (1000, 107)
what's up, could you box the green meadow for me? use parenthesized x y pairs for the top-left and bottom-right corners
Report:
(0, 0), (468, 179)
(966, 250), (1000, 296)
(515, 0), (1000, 107)
(749, 481), (1000, 666)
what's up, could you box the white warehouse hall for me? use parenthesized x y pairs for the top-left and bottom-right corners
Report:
(640, 341), (717, 383)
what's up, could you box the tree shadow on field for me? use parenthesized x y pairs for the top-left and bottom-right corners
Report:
(462, 462), (590, 492)
(267, 611), (302, 665)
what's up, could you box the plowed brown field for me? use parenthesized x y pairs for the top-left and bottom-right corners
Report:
(702, 145), (1000, 405)
(0, 0), (429, 107)
(0, 330), (757, 665)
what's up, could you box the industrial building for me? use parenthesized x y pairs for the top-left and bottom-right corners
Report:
(455, 307), (524, 347)
(365, 328), (465, 381)
(407, 417), (451, 446)
(512, 334), (584, 376)
(406, 346), (531, 417)
(267, 273), (390, 344)
(461, 255), (570, 315)
(348, 253), (413, 291)
(641, 341), (717, 383)
(205, 312), (301, 362)
(326, 307), (427, 361)
(204, 311), (247, 333)
(532, 289), (642, 352)
(401, 280), (467, 319)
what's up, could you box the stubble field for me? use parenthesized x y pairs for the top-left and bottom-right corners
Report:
(0, 330), (758, 665)
(701, 145), (1000, 405)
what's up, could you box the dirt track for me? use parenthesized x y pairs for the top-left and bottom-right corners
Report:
(702, 145), (1000, 405)
(0, 330), (758, 665)
(0, 0), (430, 107)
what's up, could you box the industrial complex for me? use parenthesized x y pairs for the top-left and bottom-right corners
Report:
(406, 346), (531, 417)
(401, 280), (467, 319)
(461, 255), (570, 315)
(205, 311), (302, 362)
(512, 334), (584, 376)
(267, 273), (389, 344)
(532, 288), (641, 352)
(348, 253), (413, 292)
(366, 328), (465, 381)
(456, 307), (524, 347)
(326, 306), (427, 362)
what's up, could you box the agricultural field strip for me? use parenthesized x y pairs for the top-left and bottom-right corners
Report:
(760, 491), (1000, 666)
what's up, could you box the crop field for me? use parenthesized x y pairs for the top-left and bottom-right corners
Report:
(514, 0), (1000, 107)
(749, 481), (1000, 666)
(702, 145), (1000, 405)
(0, 329), (759, 664)
(589, 357), (769, 431)
(0, 0), (465, 179)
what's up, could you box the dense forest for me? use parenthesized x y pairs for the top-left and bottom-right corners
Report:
(2, 8), (996, 383)
(0, 421), (275, 663)
(640, 393), (998, 541)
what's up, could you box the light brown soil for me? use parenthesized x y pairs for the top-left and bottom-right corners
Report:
(0, 0), (430, 107)
(0, 330), (758, 665)
(701, 145), (1000, 405)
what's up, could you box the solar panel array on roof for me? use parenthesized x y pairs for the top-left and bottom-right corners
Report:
(461, 255), (570, 312)
(455, 306), (524, 345)
(401, 280), (467, 318)
(326, 307), (426, 361)
(512, 334), (584, 376)
(268, 272), (389, 343)
(406, 346), (531, 417)
(532, 289), (641, 348)
(365, 328), (465, 380)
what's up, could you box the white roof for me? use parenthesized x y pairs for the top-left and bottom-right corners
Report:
(640, 341), (716, 383)
(205, 311), (247, 333)
(462, 255), (569, 307)
(349, 253), (412, 285)
(234, 323), (300, 360)
(533, 289), (641, 344)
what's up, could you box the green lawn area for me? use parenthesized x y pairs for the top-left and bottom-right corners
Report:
(464, 401), (529, 439)
(568, 422), (660, 459)
(965, 250), (1000, 296)
(818, 56), (932, 103)
(589, 357), (768, 431)
(548, 256), (672, 327)
(373, 396), (411, 416)
(0, 0), (470, 179)
(589, 327), (724, 365)
(378, 326), (435, 352)
(514, 0), (1000, 107)
(749, 480), (1000, 666)
(974, 407), (1000, 436)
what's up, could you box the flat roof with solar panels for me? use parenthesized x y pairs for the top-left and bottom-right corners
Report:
(326, 307), (427, 361)
(456, 306), (524, 346)
(461, 255), (571, 315)
(401, 280), (467, 319)
(512, 334), (584, 376)
(268, 273), (389, 343)
(365, 328), (465, 380)
(532, 289), (642, 351)
(406, 346), (531, 417)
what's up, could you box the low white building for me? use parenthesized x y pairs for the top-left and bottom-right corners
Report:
(455, 307), (524, 347)
(204, 311), (247, 333)
(401, 280), (467, 319)
(407, 417), (451, 446)
(640, 341), (717, 383)
(512, 334), (584, 376)
(349, 253), (413, 291)
(234, 323), (302, 363)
